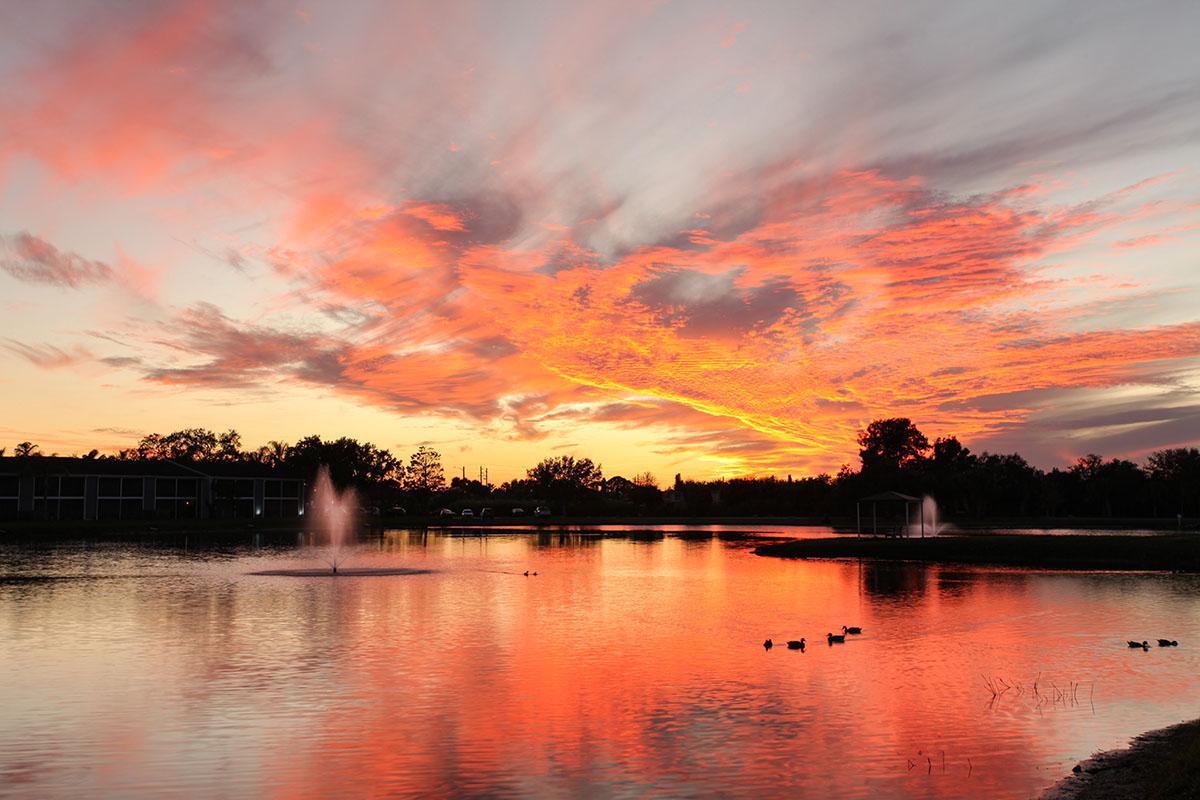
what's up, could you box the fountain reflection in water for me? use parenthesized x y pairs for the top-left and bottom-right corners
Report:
(310, 466), (357, 573)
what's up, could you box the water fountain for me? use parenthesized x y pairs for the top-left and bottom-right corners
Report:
(249, 466), (432, 577)
(906, 495), (948, 537)
(922, 495), (939, 536)
(310, 465), (356, 574)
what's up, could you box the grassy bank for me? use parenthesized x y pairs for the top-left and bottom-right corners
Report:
(1043, 718), (1200, 799)
(753, 534), (1200, 571)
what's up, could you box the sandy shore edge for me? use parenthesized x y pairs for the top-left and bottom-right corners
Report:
(1041, 718), (1200, 799)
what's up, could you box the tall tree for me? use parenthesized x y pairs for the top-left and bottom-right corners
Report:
(14, 441), (39, 457)
(404, 446), (444, 492)
(265, 440), (290, 467)
(217, 430), (243, 461)
(857, 418), (929, 474)
(288, 435), (403, 487)
(150, 428), (220, 460)
(931, 436), (975, 470)
(527, 455), (603, 513)
(632, 472), (658, 488)
(527, 456), (604, 492)
(1146, 447), (1200, 517)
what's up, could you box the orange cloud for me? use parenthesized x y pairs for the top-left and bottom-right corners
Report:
(128, 167), (1194, 474)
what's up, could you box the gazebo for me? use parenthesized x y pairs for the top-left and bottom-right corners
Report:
(857, 491), (926, 537)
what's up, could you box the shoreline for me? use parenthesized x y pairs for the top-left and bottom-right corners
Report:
(753, 534), (1200, 571)
(1042, 718), (1200, 799)
(1, 515), (1196, 539)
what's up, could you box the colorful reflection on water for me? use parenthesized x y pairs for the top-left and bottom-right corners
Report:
(1, 530), (1198, 798)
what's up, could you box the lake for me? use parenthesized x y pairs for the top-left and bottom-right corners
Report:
(2, 528), (1198, 798)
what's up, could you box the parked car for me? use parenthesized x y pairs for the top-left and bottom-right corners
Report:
(389, 505), (406, 516)
(437, 508), (455, 517)
(359, 505), (380, 517)
(461, 508), (474, 517)
(534, 506), (551, 517)
(479, 508), (494, 518)
(511, 508), (525, 516)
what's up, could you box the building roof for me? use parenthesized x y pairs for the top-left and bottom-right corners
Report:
(860, 490), (921, 503)
(0, 456), (303, 479)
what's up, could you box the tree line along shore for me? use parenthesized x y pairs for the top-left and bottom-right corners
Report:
(4, 417), (1200, 522)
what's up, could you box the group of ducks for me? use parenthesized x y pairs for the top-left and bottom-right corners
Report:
(763, 626), (863, 651)
(1128, 638), (1179, 649)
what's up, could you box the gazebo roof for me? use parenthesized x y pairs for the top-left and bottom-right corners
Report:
(860, 490), (921, 503)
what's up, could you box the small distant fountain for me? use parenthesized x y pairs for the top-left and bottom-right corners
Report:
(249, 467), (433, 577)
(922, 495), (939, 536)
(906, 495), (947, 537)
(310, 466), (357, 574)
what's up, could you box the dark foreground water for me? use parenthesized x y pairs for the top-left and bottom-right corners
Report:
(1, 529), (1198, 798)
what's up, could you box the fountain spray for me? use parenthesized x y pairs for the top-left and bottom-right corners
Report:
(310, 466), (357, 574)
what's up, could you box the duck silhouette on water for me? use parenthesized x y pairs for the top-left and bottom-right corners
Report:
(763, 638), (773, 650)
(827, 632), (846, 644)
(842, 626), (862, 635)
(1157, 639), (1179, 647)
(787, 639), (805, 651)
(1127, 640), (1149, 650)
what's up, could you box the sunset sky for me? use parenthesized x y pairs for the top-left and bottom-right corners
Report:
(2, 0), (1199, 482)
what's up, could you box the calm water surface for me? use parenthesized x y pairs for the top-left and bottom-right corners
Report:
(1, 529), (1198, 798)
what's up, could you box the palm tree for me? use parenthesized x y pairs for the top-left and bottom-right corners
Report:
(267, 440), (290, 467)
(14, 441), (39, 457)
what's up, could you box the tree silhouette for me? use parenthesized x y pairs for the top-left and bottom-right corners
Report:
(528, 456), (603, 491)
(14, 441), (39, 457)
(528, 456), (603, 514)
(404, 446), (445, 492)
(289, 435), (403, 487)
(857, 418), (929, 474)
(1146, 447), (1200, 517)
(217, 430), (242, 461)
(265, 440), (290, 467)
(633, 472), (658, 488)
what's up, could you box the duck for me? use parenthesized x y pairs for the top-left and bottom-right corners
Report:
(763, 638), (773, 650)
(842, 626), (863, 635)
(523, 571), (529, 576)
(787, 639), (805, 650)
(1127, 640), (1149, 649)
(1157, 639), (1179, 647)
(827, 632), (846, 644)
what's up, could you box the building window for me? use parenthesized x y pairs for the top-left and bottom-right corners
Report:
(32, 474), (88, 520)
(98, 476), (146, 520)
(154, 477), (200, 519)
(0, 474), (22, 519)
